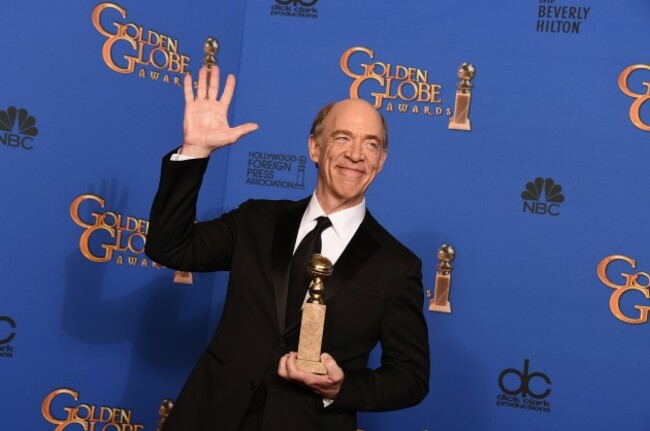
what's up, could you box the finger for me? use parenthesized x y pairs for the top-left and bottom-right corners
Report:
(220, 74), (236, 107)
(207, 65), (220, 101)
(229, 122), (259, 142)
(197, 67), (208, 99)
(284, 352), (306, 379)
(183, 73), (194, 103)
(277, 353), (290, 379)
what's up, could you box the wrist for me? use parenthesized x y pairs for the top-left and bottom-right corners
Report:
(179, 144), (212, 158)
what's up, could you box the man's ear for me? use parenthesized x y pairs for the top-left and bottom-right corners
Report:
(308, 135), (320, 164)
(377, 148), (388, 172)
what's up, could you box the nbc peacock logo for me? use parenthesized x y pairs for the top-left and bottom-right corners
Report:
(521, 177), (565, 216)
(0, 106), (39, 150)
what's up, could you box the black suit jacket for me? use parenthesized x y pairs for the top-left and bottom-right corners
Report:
(145, 153), (430, 431)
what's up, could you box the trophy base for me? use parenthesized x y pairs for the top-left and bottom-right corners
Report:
(448, 119), (471, 131)
(429, 301), (452, 313)
(173, 271), (194, 285)
(296, 358), (327, 375)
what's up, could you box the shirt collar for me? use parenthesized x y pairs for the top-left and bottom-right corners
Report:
(302, 193), (366, 243)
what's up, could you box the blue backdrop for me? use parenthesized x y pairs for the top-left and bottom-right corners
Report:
(2, 0), (650, 429)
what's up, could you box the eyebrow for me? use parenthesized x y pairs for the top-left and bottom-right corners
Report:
(330, 129), (382, 143)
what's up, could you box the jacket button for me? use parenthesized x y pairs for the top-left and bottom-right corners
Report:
(278, 337), (286, 348)
(248, 381), (257, 390)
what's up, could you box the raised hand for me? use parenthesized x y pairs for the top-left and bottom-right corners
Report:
(180, 66), (259, 158)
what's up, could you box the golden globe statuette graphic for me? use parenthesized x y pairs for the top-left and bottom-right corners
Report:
(203, 37), (220, 68)
(173, 270), (193, 284)
(449, 63), (476, 131)
(296, 254), (333, 374)
(173, 220), (198, 285)
(157, 398), (175, 431)
(429, 244), (455, 313)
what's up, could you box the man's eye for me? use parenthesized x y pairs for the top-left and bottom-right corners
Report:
(334, 136), (350, 142)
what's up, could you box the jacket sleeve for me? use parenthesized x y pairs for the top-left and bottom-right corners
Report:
(327, 257), (430, 412)
(144, 151), (244, 272)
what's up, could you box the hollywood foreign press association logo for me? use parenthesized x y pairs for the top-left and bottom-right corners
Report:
(0, 106), (39, 150)
(270, 0), (319, 19)
(0, 316), (17, 359)
(521, 177), (565, 216)
(246, 151), (307, 189)
(496, 359), (552, 413)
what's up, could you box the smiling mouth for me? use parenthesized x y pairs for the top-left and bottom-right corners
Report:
(337, 165), (366, 175)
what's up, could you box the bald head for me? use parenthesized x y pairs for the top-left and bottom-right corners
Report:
(310, 99), (388, 150)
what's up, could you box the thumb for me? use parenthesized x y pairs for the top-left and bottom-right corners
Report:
(321, 353), (344, 380)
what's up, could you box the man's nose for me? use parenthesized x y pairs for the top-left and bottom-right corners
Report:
(347, 139), (364, 161)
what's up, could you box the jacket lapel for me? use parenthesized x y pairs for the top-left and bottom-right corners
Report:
(324, 212), (380, 302)
(272, 199), (309, 332)
(282, 211), (381, 334)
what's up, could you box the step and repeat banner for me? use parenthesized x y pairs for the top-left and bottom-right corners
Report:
(2, 0), (650, 429)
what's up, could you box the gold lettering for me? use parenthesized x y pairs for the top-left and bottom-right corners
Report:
(618, 64), (650, 131)
(609, 286), (650, 324)
(340, 46), (374, 79)
(597, 255), (636, 289)
(127, 232), (146, 254)
(102, 36), (138, 73)
(70, 195), (105, 229)
(91, 3), (126, 38)
(79, 225), (115, 263)
(42, 388), (80, 425)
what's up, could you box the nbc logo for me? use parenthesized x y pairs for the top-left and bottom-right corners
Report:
(0, 106), (39, 150)
(521, 177), (565, 216)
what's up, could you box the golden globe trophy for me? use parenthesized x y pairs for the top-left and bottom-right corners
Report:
(296, 254), (333, 374)
(203, 37), (219, 69)
(448, 63), (476, 131)
(429, 244), (455, 313)
(156, 398), (174, 431)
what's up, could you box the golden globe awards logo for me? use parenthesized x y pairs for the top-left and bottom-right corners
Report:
(597, 255), (650, 324)
(42, 388), (144, 431)
(70, 194), (163, 269)
(340, 47), (451, 118)
(92, 2), (190, 86)
(618, 64), (650, 131)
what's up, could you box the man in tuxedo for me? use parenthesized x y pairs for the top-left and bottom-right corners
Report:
(145, 66), (429, 431)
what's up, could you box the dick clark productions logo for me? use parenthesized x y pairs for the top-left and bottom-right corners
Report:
(0, 106), (38, 150)
(496, 359), (552, 413)
(0, 316), (16, 359)
(270, 0), (319, 19)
